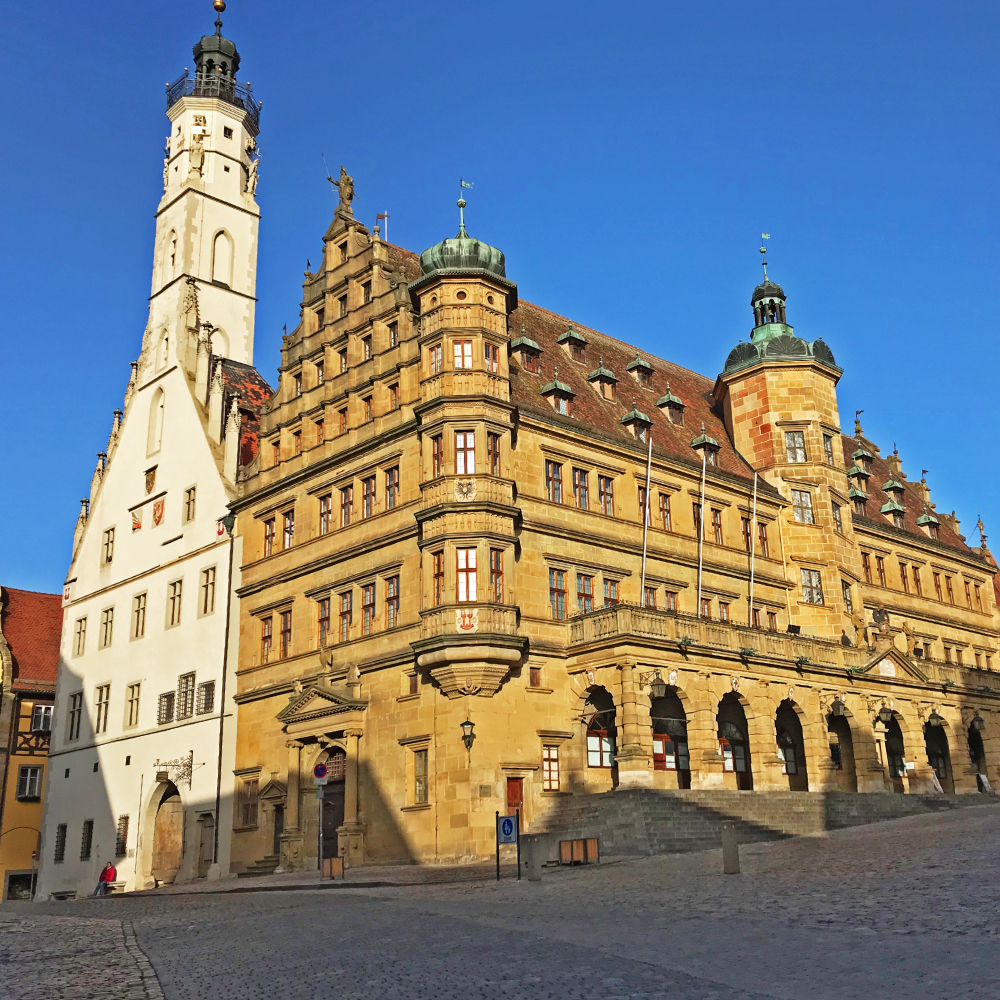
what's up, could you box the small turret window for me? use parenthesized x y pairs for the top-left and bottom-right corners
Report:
(785, 431), (807, 463)
(456, 290), (467, 300)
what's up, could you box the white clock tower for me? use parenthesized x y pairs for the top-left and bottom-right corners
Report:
(37, 2), (272, 899)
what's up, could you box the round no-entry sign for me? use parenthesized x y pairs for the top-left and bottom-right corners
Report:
(314, 763), (328, 779)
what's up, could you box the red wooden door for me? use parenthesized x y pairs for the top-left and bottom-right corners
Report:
(506, 777), (524, 829)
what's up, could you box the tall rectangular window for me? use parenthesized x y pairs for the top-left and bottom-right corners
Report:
(456, 432), (476, 475)
(68, 692), (83, 740)
(157, 691), (175, 725)
(94, 684), (110, 734)
(453, 340), (473, 369)
(785, 431), (807, 463)
(573, 469), (589, 510)
(975, 584), (983, 612)
(545, 461), (563, 502)
(487, 433), (500, 476)
(318, 598), (331, 647)
(16, 766), (41, 800)
(832, 503), (843, 533)
(549, 569), (566, 620)
(362, 335), (372, 360)
(99, 608), (114, 649)
(862, 552), (872, 583)
(414, 749), (429, 804)
(80, 820), (94, 861)
(388, 383), (399, 410)
(293, 372), (303, 397)
(429, 344), (443, 375)
(362, 396), (372, 422)
(758, 522), (769, 558)
(279, 611), (292, 658)
(177, 672), (196, 720)
(362, 584), (376, 635)
(489, 550), (503, 603)
(102, 528), (115, 565)
(664, 591), (677, 612)
(260, 617), (272, 662)
(823, 434), (835, 465)
(711, 509), (724, 545)
(362, 476), (376, 518)
(900, 563), (910, 593)
(577, 574), (594, 614)
(338, 407), (348, 433)
(73, 617), (87, 657)
(184, 487), (197, 522)
(125, 683), (141, 728)
(30, 704), (52, 732)
(200, 567), (216, 615)
(386, 576), (400, 629)
(115, 815), (130, 858)
(644, 586), (656, 608)
(316, 360), (325, 385)
(965, 581), (973, 608)
(432, 552), (444, 606)
(933, 572), (943, 600)
(54, 824), (67, 863)
(801, 569), (825, 605)
(432, 435), (443, 477)
(719, 602), (730, 622)
(542, 746), (560, 791)
(292, 430), (301, 455)
(767, 611), (778, 631)
(692, 502), (703, 539)
(240, 778), (259, 828)
(131, 594), (146, 639)
(946, 577), (955, 604)
(598, 476), (614, 516)
(842, 581), (853, 615)
(876, 557), (887, 588)
(791, 489), (814, 524)
(167, 580), (183, 627)
(457, 549), (477, 602)
(340, 486), (353, 527)
(339, 592), (352, 642)
(388, 321), (398, 347)
(913, 567), (923, 596)
(362, 280), (372, 304)
(263, 518), (275, 557)
(741, 517), (752, 552)
(659, 493), (671, 531)
(638, 487), (652, 526)
(604, 579), (619, 608)
(319, 494), (332, 534)
(485, 343), (499, 373)
(315, 419), (324, 446)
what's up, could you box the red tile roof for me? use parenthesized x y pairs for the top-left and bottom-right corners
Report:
(222, 360), (273, 468)
(1, 587), (61, 690)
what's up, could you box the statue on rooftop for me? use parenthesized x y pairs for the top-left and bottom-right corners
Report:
(329, 165), (355, 212)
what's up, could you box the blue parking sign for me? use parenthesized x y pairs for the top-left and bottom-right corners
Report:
(497, 815), (518, 844)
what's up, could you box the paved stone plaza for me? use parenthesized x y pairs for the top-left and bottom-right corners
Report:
(5, 804), (1000, 999)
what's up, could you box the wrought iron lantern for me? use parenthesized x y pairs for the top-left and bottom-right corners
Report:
(877, 705), (894, 725)
(971, 712), (986, 732)
(830, 697), (846, 717)
(649, 670), (667, 701)
(459, 719), (476, 751)
(927, 709), (944, 728)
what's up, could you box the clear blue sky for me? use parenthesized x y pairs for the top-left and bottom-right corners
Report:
(2, 0), (997, 592)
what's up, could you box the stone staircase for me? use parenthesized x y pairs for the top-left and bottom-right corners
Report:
(238, 854), (280, 878)
(531, 788), (996, 861)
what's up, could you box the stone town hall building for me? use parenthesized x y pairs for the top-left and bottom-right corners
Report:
(228, 185), (1000, 869)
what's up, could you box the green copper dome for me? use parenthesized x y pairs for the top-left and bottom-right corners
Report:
(419, 223), (506, 278)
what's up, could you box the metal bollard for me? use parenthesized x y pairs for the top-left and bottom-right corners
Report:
(721, 822), (740, 874)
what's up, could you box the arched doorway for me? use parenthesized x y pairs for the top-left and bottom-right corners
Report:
(151, 782), (184, 885)
(321, 748), (347, 863)
(718, 693), (752, 790)
(651, 688), (690, 788)
(826, 712), (858, 792)
(585, 687), (618, 786)
(924, 723), (954, 793)
(968, 723), (988, 791)
(775, 701), (808, 792)
(885, 717), (906, 794)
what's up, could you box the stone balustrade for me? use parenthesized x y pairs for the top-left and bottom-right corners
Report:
(419, 476), (514, 509)
(418, 603), (520, 640)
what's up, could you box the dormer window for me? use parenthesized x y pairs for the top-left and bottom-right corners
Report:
(626, 353), (654, 389)
(620, 402), (652, 443)
(541, 370), (575, 417)
(588, 358), (617, 401)
(511, 326), (541, 374)
(557, 323), (588, 364)
(523, 352), (539, 374)
(655, 384), (685, 426)
(690, 425), (720, 468)
(917, 509), (940, 539)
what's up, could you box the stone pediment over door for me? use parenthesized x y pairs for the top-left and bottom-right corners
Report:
(258, 779), (287, 802)
(858, 647), (928, 684)
(276, 684), (368, 740)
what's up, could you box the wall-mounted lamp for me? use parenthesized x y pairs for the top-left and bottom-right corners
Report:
(830, 697), (846, 717)
(971, 712), (986, 732)
(460, 719), (476, 751)
(877, 705), (894, 725)
(637, 669), (667, 700)
(927, 709), (944, 728)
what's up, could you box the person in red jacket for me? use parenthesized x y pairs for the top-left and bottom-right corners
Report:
(93, 862), (116, 896)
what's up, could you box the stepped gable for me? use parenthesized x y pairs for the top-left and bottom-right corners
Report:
(0, 587), (61, 691)
(508, 299), (762, 485)
(221, 359), (272, 467)
(842, 432), (972, 555)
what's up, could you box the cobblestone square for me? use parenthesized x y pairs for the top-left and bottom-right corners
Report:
(5, 805), (1000, 999)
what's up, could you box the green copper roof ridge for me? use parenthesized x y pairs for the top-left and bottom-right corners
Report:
(690, 422), (719, 450)
(587, 356), (617, 382)
(510, 335), (540, 351)
(655, 383), (684, 408)
(916, 511), (940, 525)
(882, 475), (906, 493)
(620, 402), (651, 425)
(880, 499), (906, 515)
(557, 322), (588, 344)
(625, 352), (653, 372)
(847, 486), (868, 500)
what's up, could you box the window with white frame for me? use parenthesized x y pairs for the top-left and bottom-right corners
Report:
(16, 765), (42, 799)
(785, 430), (807, 463)
(801, 568), (824, 605)
(542, 745), (560, 791)
(791, 489), (814, 524)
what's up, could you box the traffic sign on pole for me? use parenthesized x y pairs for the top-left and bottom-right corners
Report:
(497, 815), (518, 844)
(313, 762), (328, 786)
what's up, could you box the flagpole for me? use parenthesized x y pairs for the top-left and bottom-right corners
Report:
(639, 430), (653, 607)
(748, 471), (758, 626)
(696, 450), (706, 618)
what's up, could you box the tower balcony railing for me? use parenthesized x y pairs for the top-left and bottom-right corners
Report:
(166, 70), (261, 130)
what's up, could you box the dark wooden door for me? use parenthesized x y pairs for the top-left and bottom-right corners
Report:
(506, 777), (524, 829)
(272, 805), (284, 856)
(322, 782), (345, 860)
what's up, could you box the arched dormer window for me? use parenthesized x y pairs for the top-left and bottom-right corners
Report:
(147, 388), (165, 456)
(212, 231), (233, 288)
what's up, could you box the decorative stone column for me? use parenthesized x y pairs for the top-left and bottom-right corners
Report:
(947, 710), (979, 794)
(687, 677), (724, 789)
(338, 729), (365, 866)
(801, 691), (836, 792)
(750, 682), (784, 791)
(614, 662), (653, 788)
(278, 740), (304, 870)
